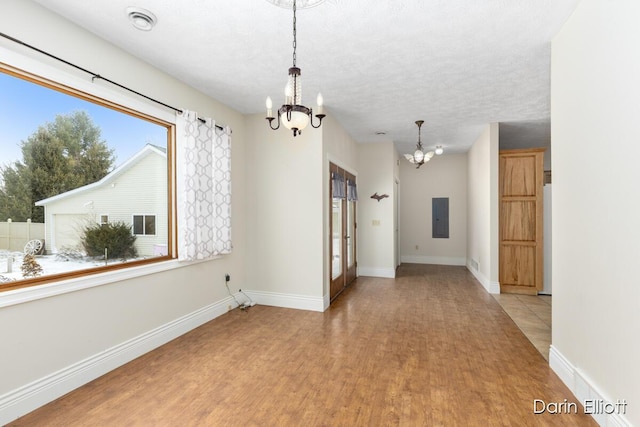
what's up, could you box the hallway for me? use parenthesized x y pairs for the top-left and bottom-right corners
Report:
(10, 264), (593, 426)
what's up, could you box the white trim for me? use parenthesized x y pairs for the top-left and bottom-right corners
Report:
(357, 266), (396, 278)
(549, 346), (632, 427)
(0, 257), (217, 309)
(548, 345), (574, 388)
(466, 262), (500, 294)
(0, 295), (234, 425)
(325, 154), (358, 180)
(242, 290), (325, 312)
(400, 255), (466, 266)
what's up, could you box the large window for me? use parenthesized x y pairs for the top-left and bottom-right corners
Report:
(0, 66), (172, 290)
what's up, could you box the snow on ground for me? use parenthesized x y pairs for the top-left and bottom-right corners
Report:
(0, 250), (133, 283)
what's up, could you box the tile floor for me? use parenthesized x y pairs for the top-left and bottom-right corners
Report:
(492, 293), (552, 360)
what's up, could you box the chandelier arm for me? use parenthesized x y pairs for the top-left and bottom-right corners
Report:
(310, 112), (326, 128)
(266, 115), (281, 130)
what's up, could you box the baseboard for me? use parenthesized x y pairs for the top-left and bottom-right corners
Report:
(242, 290), (325, 312)
(0, 296), (235, 425)
(466, 263), (500, 294)
(357, 267), (395, 278)
(549, 345), (631, 427)
(400, 255), (466, 266)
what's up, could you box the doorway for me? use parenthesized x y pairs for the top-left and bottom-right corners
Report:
(330, 163), (357, 301)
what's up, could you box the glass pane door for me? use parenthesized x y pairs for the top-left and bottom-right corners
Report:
(347, 200), (355, 268)
(332, 198), (343, 280)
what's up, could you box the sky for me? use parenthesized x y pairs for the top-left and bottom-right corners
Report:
(0, 71), (168, 169)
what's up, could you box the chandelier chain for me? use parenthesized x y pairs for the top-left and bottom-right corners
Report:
(292, 0), (297, 67)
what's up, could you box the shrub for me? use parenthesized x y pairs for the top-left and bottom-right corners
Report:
(21, 254), (43, 278)
(82, 221), (138, 260)
(55, 245), (86, 262)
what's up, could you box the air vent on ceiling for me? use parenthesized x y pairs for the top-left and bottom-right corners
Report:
(126, 7), (157, 31)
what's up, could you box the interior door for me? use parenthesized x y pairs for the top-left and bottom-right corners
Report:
(330, 163), (357, 301)
(499, 148), (544, 294)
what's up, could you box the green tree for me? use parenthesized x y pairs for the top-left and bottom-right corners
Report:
(0, 111), (115, 222)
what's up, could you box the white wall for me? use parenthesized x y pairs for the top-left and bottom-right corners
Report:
(244, 112), (325, 309)
(0, 1), (246, 422)
(356, 142), (397, 278)
(551, 1), (640, 425)
(399, 153), (467, 266)
(466, 123), (500, 293)
(243, 111), (359, 309)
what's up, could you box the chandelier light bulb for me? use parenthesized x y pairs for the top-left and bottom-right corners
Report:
(266, 96), (273, 118)
(435, 145), (444, 155)
(316, 92), (324, 115)
(414, 149), (425, 163)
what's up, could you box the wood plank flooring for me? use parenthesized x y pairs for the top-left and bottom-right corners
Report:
(9, 264), (595, 426)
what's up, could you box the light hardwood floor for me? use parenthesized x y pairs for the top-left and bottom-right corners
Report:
(9, 264), (595, 426)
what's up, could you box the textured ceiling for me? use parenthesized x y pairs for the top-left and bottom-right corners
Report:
(32, 0), (580, 156)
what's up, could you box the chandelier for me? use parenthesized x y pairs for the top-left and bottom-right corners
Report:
(265, 0), (325, 137)
(404, 120), (435, 168)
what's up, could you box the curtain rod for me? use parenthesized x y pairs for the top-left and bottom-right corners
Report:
(0, 31), (224, 130)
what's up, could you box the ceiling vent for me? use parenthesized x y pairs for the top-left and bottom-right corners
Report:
(126, 7), (157, 31)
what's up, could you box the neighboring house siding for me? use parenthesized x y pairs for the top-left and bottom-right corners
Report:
(38, 147), (167, 257)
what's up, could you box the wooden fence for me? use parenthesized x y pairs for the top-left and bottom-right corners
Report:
(0, 220), (45, 252)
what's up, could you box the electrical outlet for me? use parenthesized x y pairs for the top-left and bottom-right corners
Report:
(225, 274), (230, 282)
(228, 304), (232, 311)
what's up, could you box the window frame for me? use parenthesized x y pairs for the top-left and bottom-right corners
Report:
(0, 46), (178, 294)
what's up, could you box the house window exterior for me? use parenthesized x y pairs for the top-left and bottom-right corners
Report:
(100, 215), (109, 226)
(133, 215), (156, 236)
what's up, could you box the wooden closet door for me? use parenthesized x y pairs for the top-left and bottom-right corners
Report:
(499, 148), (544, 294)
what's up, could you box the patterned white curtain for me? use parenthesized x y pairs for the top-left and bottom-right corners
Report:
(347, 179), (358, 201)
(176, 110), (232, 261)
(331, 172), (346, 199)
